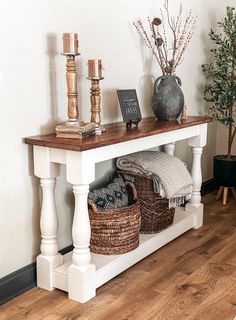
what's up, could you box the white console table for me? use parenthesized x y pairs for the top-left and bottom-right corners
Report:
(25, 116), (211, 303)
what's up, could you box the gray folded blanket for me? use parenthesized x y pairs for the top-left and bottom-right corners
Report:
(116, 151), (193, 208)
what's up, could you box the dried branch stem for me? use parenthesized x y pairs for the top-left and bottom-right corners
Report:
(133, 2), (196, 75)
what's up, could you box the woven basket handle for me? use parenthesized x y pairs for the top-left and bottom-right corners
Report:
(88, 198), (99, 213)
(125, 181), (138, 201)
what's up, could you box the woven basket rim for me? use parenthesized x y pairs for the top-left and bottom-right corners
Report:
(89, 200), (140, 217)
(118, 170), (153, 180)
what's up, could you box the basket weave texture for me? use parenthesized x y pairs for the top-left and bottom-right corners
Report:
(88, 182), (141, 255)
(120, 172), (175, 234)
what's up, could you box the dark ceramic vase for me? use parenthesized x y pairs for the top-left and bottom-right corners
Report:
(151, 75), (184, 121)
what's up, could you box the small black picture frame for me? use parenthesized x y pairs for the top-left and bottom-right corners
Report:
(117, 89), (142, 127)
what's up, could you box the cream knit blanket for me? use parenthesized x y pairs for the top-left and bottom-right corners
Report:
(116, 151), (193, 208)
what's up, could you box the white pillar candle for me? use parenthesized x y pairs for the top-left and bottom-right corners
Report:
(63, 33), (79, 54)
(88, 59), (102, 78)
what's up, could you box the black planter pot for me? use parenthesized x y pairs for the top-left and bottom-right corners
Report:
(213, 155), (236, 187)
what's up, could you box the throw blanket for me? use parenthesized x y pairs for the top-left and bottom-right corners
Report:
(116, 151), (193, 208)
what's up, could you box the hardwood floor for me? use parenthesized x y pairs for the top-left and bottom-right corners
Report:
(1, 192), (236, 320)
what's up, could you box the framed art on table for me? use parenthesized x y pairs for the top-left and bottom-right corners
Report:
(117, 89), (142, 127)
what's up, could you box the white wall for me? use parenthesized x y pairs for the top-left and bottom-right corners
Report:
(0, 0), (233, 278)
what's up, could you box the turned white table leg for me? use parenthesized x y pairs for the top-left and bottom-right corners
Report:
(40, 178), (58, 256)
(185, 146), (203, 229)
(164, 142), (176, 156)
(33, 146), (63, 291)
(190, 147), (203, 205)
(68, 184), (96, 303)
(37, 178), (63, 290)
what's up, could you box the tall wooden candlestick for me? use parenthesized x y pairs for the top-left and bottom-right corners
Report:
(55, 33), (96, 139)
(62, 33), (81, 124)
(66, 56), (79, 122)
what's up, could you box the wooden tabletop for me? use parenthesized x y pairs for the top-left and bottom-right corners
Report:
(24, 116), (212, 152)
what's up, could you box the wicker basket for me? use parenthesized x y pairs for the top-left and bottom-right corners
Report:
(120, 172), (175, 234)
(88, 182), (141, 255)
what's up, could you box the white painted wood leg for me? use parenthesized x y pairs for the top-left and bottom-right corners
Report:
(164, 142), (176, 156)
(186, 124), (207, 229)
(37, 178), (63, 290)
(185, 146), (203, 229)
(68, 184), (96, 303)
(190, 147), (203, 206)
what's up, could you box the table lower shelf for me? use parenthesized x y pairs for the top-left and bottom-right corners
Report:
(54, 207), (196, 293)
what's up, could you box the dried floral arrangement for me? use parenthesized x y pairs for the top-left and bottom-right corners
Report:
(133, 0), (197, 76)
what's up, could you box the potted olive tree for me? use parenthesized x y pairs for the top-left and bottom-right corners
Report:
(202, 6), (236, 205)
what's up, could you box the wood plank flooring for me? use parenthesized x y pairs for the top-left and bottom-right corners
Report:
(1, 192), (236, 320)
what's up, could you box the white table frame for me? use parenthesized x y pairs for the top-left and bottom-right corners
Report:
(32, 122), (207, 303)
